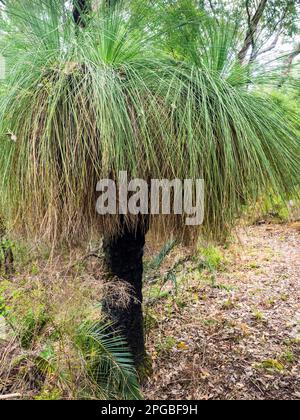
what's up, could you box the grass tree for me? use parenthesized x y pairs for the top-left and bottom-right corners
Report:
(0, 0), (299, 370)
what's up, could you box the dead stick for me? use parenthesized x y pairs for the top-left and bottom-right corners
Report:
(0, 393), (22, 400)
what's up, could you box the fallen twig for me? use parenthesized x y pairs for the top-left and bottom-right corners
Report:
(0, 393), (22, 400)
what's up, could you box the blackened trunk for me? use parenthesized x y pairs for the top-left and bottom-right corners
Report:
(103, 219), (148, 368)
(237, 0), (268, 64)
(73, 0), (91, 27)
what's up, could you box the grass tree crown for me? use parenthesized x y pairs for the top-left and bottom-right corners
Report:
(0, 0), (299, 243)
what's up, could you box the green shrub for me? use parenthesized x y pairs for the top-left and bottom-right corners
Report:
(0, 277), (141, 400)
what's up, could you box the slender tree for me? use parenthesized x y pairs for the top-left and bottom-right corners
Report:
(0, 0), (299, 370)
(73, 0), (91, 27)
(238, 0), (268, 64)
(279, 42), (300, 87)
(72, 0), (147, 368)
(0, 216), (14, 275)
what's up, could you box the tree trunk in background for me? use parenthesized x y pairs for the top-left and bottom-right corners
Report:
(73, 0), (91, 27)
(0, 217), (14, 276)
(278, 43), (300, 87)
(103, 218), (149, 368)
(238, 0), (268, 64)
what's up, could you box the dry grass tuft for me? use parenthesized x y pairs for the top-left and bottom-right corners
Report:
(0, 245), (141, 400)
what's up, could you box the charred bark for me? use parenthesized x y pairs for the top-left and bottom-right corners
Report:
(103, 217), (149, 368)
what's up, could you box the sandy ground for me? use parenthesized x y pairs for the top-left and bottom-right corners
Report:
(144, 223), (300, 400)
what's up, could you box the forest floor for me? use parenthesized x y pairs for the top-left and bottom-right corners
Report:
(143, 222), (300, 400)
(0, 221), (299, 400)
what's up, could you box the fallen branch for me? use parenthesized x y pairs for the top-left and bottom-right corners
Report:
(0, 393), (22, 400)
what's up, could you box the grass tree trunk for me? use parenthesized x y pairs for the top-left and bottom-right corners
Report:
(73, 0), (91, 27)
(103, 218), (148, 369)
(73, 0), (149, 371)
(238, 0), (268, 64)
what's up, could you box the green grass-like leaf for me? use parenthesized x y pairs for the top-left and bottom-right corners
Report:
(0, 1), (299, 244)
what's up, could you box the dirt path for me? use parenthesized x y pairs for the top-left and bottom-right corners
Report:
(144, 223), (300, 400)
